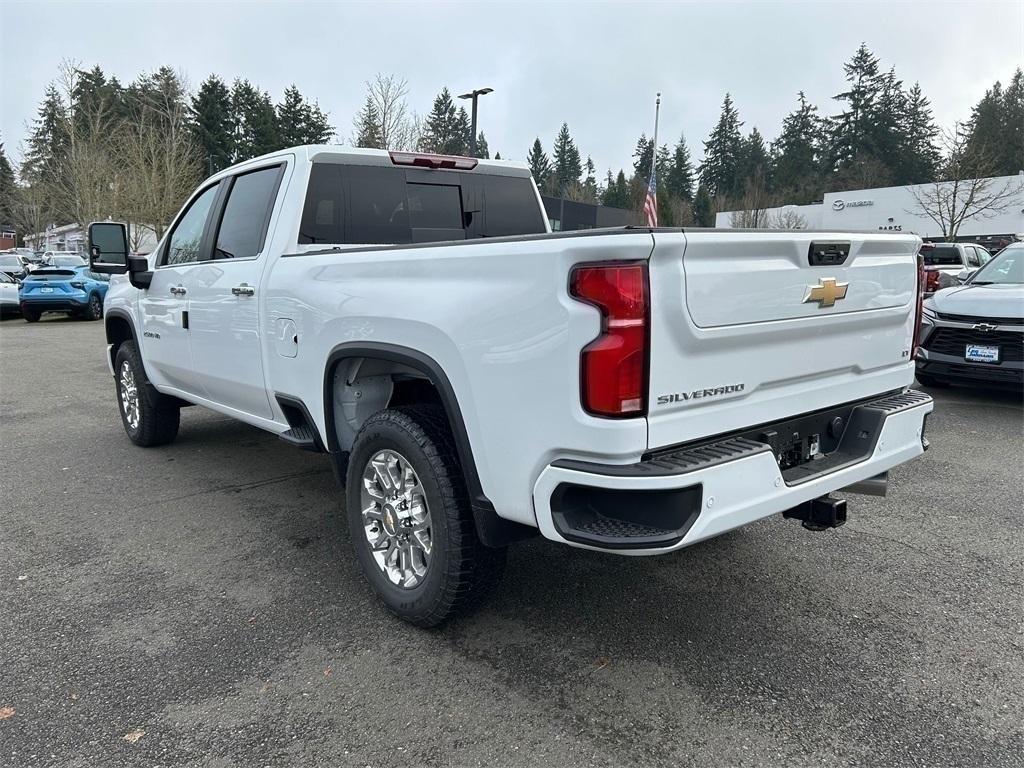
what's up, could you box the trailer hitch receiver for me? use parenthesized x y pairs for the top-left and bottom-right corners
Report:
(783, 495), (848, 531)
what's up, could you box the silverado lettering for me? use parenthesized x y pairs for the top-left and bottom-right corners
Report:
(657, 384), (745, 405)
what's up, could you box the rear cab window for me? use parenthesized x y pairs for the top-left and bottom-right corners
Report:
(921, 245), (964, 267)
(299, 162), (545, 246)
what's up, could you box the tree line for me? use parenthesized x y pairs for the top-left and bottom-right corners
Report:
(523, 44), (1021, 227)
(0, 45), (1021, 242)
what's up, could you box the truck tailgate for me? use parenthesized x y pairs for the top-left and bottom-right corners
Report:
(646, 230), (921, 451)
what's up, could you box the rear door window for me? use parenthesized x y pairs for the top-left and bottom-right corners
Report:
(213, 165), (284, 260)
(965, 247), (981, 268)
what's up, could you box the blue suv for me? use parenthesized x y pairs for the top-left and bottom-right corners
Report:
(19, 265), (110, 322)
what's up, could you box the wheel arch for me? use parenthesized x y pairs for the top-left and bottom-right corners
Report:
(104, 309), (137, 370)
(323, 341), (535, 547)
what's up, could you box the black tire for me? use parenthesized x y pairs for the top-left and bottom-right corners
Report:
(114, 340), (180, 447)
(345, 406), (506, 627)
(84, 293), (103, 321)
(22, 307), (39, 323)
(916, 373), (949, 389)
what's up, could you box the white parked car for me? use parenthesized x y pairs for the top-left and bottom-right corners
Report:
(0, 270), (20, 316)
(920, 242), (992, 295)
(87, 145), (934, 625)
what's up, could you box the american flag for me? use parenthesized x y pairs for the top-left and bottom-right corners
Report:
(643, 165), (658, 227)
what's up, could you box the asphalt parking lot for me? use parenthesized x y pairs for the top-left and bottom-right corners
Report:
(1, 316), (1022, 768)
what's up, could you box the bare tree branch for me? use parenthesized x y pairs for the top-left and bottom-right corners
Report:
(907, 123), (1023, 239)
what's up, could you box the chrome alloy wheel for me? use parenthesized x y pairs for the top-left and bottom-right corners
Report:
(360, 449), (432, 589)
(119, 360), (140, 430)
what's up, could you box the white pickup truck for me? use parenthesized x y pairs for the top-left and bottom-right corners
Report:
(88, 145), (933, 626)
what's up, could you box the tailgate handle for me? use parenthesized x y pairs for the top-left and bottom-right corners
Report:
(808, 241), (850, 267)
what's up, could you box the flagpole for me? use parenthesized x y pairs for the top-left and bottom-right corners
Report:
(652, 92), (661, 173)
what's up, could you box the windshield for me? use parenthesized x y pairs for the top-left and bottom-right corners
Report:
(49, 256), (85, 267)
(921, 245), (962, 266)
(969, 245), (1024, 285)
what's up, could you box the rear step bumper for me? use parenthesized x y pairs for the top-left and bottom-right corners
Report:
(533, 390), (933, 554)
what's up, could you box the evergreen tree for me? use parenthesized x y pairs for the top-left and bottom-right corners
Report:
(693, 184), (714, 227)
(71, 65), (124, 132)
(419, 88), (466, 154)
(771, 91), (824, 203)
(474, 131), (489, 159)
(551, 122), (582, 193)
(665, 133), (695, 203)
(526, 138), (552, 189)
(0, 136), (14, 226)
(277, 85), (333, 147)
(699, 93), (744, 198)
(452, 106), (471, 155)
(232, 79), (281, 161)
(966, 69), (1024, 176)
(582, 156), (598, 201)
(632, 134), (653, 182)
(191, 75), (234, 174)
(601, 169), (631, 208)
(353, 94), (383, 148)
(737, 127), (771, 191)
(493, 151), (502, 160)
(1002, 69), (1024, 175)
(898, 82), (940, 184)
(827, 43), (896, 188)
(23, 84), (68, 184)
(127, 67), (189, 131)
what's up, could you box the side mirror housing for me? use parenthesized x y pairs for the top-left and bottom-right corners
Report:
(88, 222), (129, 274)
(956, 268), (977, 284)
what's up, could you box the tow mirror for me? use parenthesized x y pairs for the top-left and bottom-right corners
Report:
(88, 222), (129, 274)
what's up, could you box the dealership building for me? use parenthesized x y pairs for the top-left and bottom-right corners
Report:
(716, 174), (1024, 247)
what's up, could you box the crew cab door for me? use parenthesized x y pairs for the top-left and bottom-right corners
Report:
(141, 181), (221, 395)
(185, 162), (287, 419)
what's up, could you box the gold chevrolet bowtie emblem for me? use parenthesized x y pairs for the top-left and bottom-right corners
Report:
(803, 277), (849, 308)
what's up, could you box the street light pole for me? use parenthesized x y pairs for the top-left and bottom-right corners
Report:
(458, 87), (493, 157)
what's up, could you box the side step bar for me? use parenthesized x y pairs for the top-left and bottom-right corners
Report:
(275, 394), (325, 452)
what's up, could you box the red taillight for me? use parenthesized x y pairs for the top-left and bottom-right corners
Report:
(388, 151), (478, 170)
(923, 266), (941, 294)
(912, 253), (926, 359)
(569, 262), (649, 417)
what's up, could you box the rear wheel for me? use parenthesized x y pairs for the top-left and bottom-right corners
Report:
(345, 406), (505, 627)
(22, 307), (39, 323)
(84, 293), (103, 320)
(114, 340), (180, 447)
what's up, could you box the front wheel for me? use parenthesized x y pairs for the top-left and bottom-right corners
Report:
(345, 406), (505, 627)
(114, 340), (180, 447)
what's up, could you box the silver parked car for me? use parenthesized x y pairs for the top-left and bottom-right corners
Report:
(916, 243), (1024, 391)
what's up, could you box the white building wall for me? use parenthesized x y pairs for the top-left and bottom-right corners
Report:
(24, 222), (160, 255)
(717, 175), (1024, 238)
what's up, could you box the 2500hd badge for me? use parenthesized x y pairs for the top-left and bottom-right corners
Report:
(657, 383), (746, 405)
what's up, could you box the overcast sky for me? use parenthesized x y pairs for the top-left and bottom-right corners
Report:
(1, 1), (1021, 177)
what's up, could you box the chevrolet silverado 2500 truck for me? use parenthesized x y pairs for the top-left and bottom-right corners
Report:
(88, 145), (933, 626)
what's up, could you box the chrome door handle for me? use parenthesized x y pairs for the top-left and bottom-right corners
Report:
(232, 283), (255, 297)
(169, 285), (187, 296)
